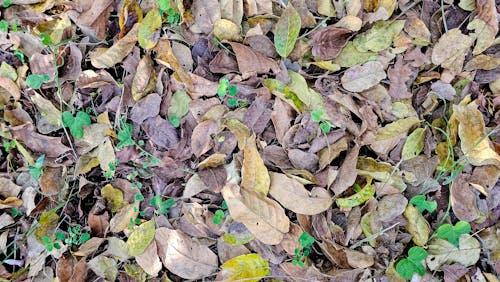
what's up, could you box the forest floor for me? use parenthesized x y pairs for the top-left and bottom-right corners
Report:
(0, 0), (499, 281)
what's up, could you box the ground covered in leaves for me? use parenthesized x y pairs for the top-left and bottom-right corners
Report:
(0, 0), (499, 281)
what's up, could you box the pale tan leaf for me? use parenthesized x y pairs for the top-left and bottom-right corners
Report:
(222, 184), (290, 245)
(431, 29), (474, 75)
(341, 61), (386, 92)
(155, 227), (218, 280)
(269, 172), (332, 215)
(241, 136), (270, 196)
(90, 24), (139, 68)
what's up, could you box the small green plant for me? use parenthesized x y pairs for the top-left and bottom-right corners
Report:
(310, 109), (332, 134)
(150, 195), (176, 215)
(28, 154), (45, 180)
(217, 78), (239, 107)
(41, 235), (62, 252)
(61, 226), (90, 246)
(3, 140), (16, 151)
(62, 111), (91, 139)
(10, 207), (21, 218)
(292, 232), (315, 267)
(434, 220), (470, 247)
(213, 201), (228, 224)
(396, 246), (428, 280)
(26, 74), (50, 89)
(0, 20), (8, 33)
(2, 0), (12, 8)
(157, 0), (180, 25)
(410, 195), (437, 213)
(13, 49), (25, 62)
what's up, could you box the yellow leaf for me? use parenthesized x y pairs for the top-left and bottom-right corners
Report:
(101, 184), (126, 212)
(218, 253), (270, 282)
(224, 119), (250, 150)
(402, 127), (426, 161)
(34, 15), (72, 45)
(404, 204), (430, 246)
(35, 210), (60, 241)
(453, 102), (500, 166)
(214, 19), (243, 42)
(431, 29), (474, 75)
(127, 219), (156, 256)
(138, 9), (162, 50)
(119, 0), (143, 35)
(241, 136), (270, 196)
(91, 24), (139, 68)
(132, 54), (156, 101)
(154, 38), (193, 88)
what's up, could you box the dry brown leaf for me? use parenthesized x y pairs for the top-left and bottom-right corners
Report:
(431, 28), (474, 76)
(222, 183), (290, 245)
(90, 24), (139, 68)
(269, 172), (332, 215)
(341, 61), (386, 92)
(331, 143), (359, 195)
(135, 240), (162, 277)
(131, 54), (156, 101)
(229, 42), (279, 79)
(155, 227), (218, 280)
(10, 123), (70, 158)
(241, 136), (270, 196)
(154, 38), (193, 88)
(451, 174), (481, 222)
(142, 116), (179, 150)
(191, 120), (219, 157)
(311, 27), (352, 60)
(387, 55), (413, 99)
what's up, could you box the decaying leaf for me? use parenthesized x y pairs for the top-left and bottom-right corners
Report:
(91, 24), (139, 68)
(241, 136), (270, 196)
(431, 29), (474, 75)
(127, 219), (156, 256)
(222, 184), (290, 245)
(269, 172), (332, 215)
(274, 3), (301, 58)
(311, 27), (352, 60)
(404, 204), (430, 246)
(426, 235), (480, 271)
(352, 20), (405, 52)
(217, 253), (270, 282)
(341, 61), (386, 92)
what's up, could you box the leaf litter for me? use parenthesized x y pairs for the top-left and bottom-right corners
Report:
(0, 0), (499, 281)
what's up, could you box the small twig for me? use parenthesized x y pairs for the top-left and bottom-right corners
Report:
(297, 17), (330, 40)
(441, 0), (448, 32)
(350, 222), (400, 249)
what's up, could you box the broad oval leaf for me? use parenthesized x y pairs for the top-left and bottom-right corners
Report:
(138, 8), (162, 50)
(126, 219), (156, 256)
(218, 253), (270, 282)
(403, 204), (430, 246)
(222, 183), (290, 245)
(274, 3), (301, 58)
(269, 172), (332, 215)
(402, 127), (426, 161)
(155, 227), (218, 280)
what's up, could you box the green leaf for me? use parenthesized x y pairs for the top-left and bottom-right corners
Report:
(126, 219), (156, 256)
(117, 122), (135, 149)
(157, 0), (171, 14)
(353, 20), (405, 52)
(298, 232), (315, 248)
(167, 90), (191, 127)
(410, 195), (437, 213)
(320, 121), (332, 134)
(26, 74), (50, 89)
(311, 109), (323, 123)
(396, 246), (428, 279)
(288, 71), (325, 113)
(336, 181), (375, 208)
(2, 0), (12, 8)
(274, 3), (301, 58)
(408, 246), (428, 261)
(62, 111), (91, 139)
(228, 85), (238, 96)
(228, 98), (238, 107)
(402, 127), (426, 161)
(28, 154), (45, 180)
(39, 33), (53, 46)
(435, 221), (471, 247)
(138, 8), (162, 50)
(0, 20), (8, 33)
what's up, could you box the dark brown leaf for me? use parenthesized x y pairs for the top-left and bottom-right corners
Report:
(311, 27), (352, 60)
(10, 123), (70, 157)
(142, 116), (179, 149)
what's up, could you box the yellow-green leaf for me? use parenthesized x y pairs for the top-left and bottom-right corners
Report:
(101, 184), (126, 212)
(35, 210), (59, 241)
(263, 78), (305, 112)
(357, 157), (407, 192)
(404, 204), (429, 246)
(218, 253), (270, 282)
(127, 219), (156, 256)
(353, 20), (405, 52)
(336, 180), (375, 208)
(138, 8), (162, 50)
(274, 3), (301, 58)
(287, 70), (325, 114)
(402, 127), (426, 161)
(241, 136), (270, 196)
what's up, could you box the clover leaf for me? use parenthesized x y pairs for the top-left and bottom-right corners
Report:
(62, 111), (91, 139)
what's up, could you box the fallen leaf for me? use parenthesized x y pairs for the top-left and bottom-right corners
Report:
(191, 120), (219, 157)
(450, 174), (481, 222)
(127, 219), (156, 256)
(109, 203), (139, 233)
(341, 61), (386, 92)
(222, 183), (290, 245)
(217, 253), (270, 282)
(402, 127), (426, 161)
(214, 19), (242, 42)
(229, 42), (279, 79)
(167, 91), (191, 127)
(10, 123), (70, 158)
(138, 8), (161, 50)
(311, 27), (352, 60)
(371, 116), (420, 156)
(353, 20), (405, 52)
(404, 204), (430, 246)
(91, 24), (139, 68)
(135, 240), (162, 276)
(426, 235), (480, 271)
(132, 54), (156, 101)
(431, 28), (474, 75)
(241, 136), (270, 196)
(453, 102), (500, 166)
(387, 55), (413, 99)
(142, 116), (179, 150)
(155, 227), (218, 280)
(269, 172), (332, 215)
(331, 143), (359, 195)
(274, 3), (301, 58)
(336, 180), (375, 209)
(88, 256), (118, 281)
(130, 93), (161, 124)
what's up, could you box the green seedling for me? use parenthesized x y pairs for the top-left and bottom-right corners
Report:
(28, 154), (45, 180)
(61, 226), (90, 246)
(157, 0), (180, 25)
(26, 74), (50, 89)
(435, 220), (470, 247)
(62, 111), (91, 139)
(2, 0), (12, 8)
(218, 78), (239, 107)
(41, 235), (61, 252)
(3, 140), (16, 151)
(213, 201), (228, 224)
(292, 232), (315, 267)
(410, 195), (437, 213)
(0, 20), (8, 33)
(116, 117), (136, 149)
(10, 207), (21, 218)
(396, 246), (428, 280)
(150, 195), (176, 215)
(311, 109), (332, 134)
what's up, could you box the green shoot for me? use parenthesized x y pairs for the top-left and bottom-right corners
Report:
(26, 74), (50, 89)
(150, 195), (176, 215)
(292, 232), (315, 267)
(28, 155), (45, 180)
(435, 221), (470, 247)
(410, 195), (437, 213)
(62, 111), (91, 139)
(396, 246), (428, 279)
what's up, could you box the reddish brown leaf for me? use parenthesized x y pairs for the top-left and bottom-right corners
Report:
(229, 42), (279, 79)
(191, 120), (219, 157)
(311, 27), (352, 60)
(388, 55), (413, 99)
(10, 123), (70, 157)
